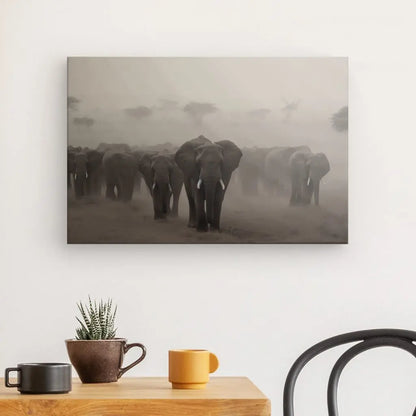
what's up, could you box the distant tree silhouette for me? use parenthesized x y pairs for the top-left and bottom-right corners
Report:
(331, 106), (348, 132)
(73, 117), (94, 127)
(68, 96), (80, 111)
(281, 99), (300, 122)
(124, 106), (153, 119)
(183, 102), (217, 125)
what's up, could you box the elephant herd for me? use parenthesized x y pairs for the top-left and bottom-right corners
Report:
(238, 145), (330, 206)
(68, 136), (330, 232)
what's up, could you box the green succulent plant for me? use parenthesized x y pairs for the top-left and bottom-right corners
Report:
(75, 297), (117, 340)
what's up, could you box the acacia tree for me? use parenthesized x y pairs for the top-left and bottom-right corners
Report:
(68, 96), (80, 111)
(73, 117), (94, 127)
(123, 106), (153, 119)
(183, 102), (217, 125)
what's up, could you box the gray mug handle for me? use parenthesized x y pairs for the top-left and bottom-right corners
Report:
(5, 368), (21, 388)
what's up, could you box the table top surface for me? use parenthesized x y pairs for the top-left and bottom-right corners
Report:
(0, 377), (268, 401)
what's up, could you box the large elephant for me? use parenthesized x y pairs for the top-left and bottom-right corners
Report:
(86, 150), (104, 196)
(69, 149), (104, 197)
(289, 150), (330, 206)
(264, 146), (311, 194)
(175, 135), (242, 232)
(138, 153), (184, 219)
(73, 152), (88, 198)
(307, 152), (330, 205)
(237, 147), (271, 196)
(103, 151), (137, 202)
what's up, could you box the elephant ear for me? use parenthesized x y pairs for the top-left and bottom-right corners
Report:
(215, 140), (242, 179)
(165, 153), (177, 167)
(175, 136), (211, 177)
(311, 153), (330, 177)
(87, 150), (104, 165)
(138, 153), (156, 192)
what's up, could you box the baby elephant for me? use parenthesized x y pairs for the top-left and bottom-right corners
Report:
(139, 153), (183, 219)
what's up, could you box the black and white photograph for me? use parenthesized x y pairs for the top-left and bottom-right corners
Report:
(67, 57), (348, 243)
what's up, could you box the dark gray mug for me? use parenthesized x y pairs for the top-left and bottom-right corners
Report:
(5, 363), (72, 394)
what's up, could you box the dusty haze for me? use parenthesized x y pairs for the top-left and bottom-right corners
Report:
(68, 57), (348, 243)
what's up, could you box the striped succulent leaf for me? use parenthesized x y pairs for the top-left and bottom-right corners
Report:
(75, 297), (117, 340)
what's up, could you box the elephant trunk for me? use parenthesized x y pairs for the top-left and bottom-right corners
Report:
(314, 179), (320, 205)
(153, 181), (170, 218)
(304, 178), (313, 204)
(161, 183), (170, 214)
(203, 178), (219, 225)
(74, 169), (87, 198)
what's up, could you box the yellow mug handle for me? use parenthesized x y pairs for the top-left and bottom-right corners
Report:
(209, 353), (219, 373)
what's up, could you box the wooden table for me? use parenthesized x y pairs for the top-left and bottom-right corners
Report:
(0, 377), (271, 416)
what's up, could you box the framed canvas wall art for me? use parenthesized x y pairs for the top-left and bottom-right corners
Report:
(67, 57), (348, 244)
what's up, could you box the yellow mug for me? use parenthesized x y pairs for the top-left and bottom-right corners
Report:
(169, 349), (219, 389)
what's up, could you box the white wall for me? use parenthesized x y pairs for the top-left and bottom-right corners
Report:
(1, 1), (416, 415)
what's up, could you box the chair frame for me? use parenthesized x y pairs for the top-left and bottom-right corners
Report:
(283, 329), (416, 416)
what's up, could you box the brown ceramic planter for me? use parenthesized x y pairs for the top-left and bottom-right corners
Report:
(65, 338), (146, 383)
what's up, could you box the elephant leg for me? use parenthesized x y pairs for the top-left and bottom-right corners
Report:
(290, 182), (297, 206)
(89, 173), (98, 196)
(115, 182), (123, 200)
(184, 179), (196, 228)
(106, 181), (116, 200)
(211, 190), (224, 231)
(170, 192), (179, 217)
(74, 178), (85, 199)
(96, 176), (102, 196)
(86, 176), (92, 195)
(136, 174), (142, 193)
(124, 175), (135, 202)
(195, 189), (208, 232)
(166, 202), (171, 216)
(314, 181), (320, 206)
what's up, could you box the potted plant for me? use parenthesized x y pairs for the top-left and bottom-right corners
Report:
(66, 297), (146, 383)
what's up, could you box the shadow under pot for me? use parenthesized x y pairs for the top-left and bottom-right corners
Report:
(65, 338), (146, 383)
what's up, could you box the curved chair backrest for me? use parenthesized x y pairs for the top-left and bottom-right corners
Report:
(283, 329), (416, 416)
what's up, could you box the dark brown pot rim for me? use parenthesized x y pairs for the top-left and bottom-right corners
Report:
(65, 338), (127, 343)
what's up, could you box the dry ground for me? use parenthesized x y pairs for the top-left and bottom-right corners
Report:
(67, 184), (347, 244)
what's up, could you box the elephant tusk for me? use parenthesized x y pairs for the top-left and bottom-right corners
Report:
(74, 173), (77, 180)
(197, 178), (202, 189)
(85, 172), (88, 179)
(168, 184), (173, 193)
(219, 179), (225, 190)
(307, 177), (311, 186)
(152, 182), (156, 191)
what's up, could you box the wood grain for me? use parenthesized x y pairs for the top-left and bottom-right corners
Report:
(0, 377), (271, 416)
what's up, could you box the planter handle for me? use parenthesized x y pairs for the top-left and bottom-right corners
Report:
(118, 343), (147, 378)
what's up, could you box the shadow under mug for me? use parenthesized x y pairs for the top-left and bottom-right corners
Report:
(5, 363), (72, 394)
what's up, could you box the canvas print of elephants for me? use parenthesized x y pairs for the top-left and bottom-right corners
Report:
(67, 57), (348, 244)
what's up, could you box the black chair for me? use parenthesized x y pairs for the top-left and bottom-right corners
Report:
(283, 329), (416, 416)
